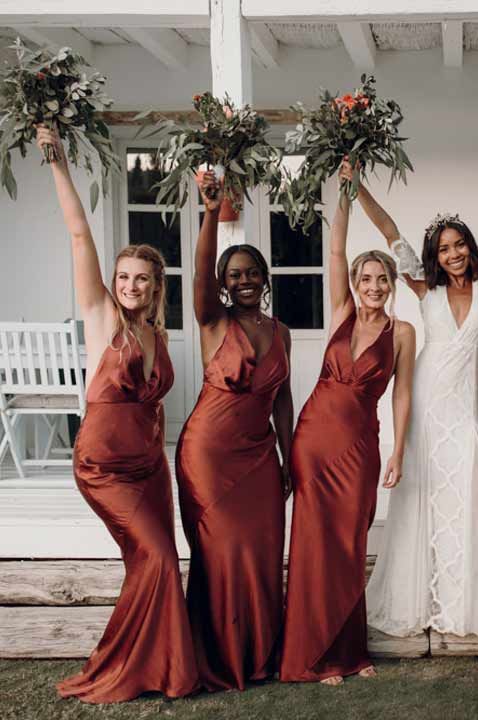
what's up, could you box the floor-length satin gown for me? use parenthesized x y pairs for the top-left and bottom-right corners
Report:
(57, 332), (199, 704)
(176, 316), (288, 691)
(280, 308), (394, 681)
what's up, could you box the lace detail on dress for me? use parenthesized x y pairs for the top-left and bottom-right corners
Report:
(390, 235), (425, 282)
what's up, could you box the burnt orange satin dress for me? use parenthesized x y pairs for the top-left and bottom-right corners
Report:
(176, 316), (288, 691)
(280, 308), (394, 682)
(57, 333), (199, 704)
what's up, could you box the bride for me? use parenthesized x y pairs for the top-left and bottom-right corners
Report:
(341, 161), (478, 637)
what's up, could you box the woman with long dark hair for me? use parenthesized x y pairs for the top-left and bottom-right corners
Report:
(36, 126), (198, 703)
(176, 171), (293, 690)
(347, 160), (478, 638)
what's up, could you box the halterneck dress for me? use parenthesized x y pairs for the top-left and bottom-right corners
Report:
(57, 332), (199, 704)
(367, 237), (478, 637)
(176, 316), (288, 691)
(280, 307), (394, 681)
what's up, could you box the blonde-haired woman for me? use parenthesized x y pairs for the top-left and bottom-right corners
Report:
(280, 170), (416, 685)
(36, 126), (198, 703)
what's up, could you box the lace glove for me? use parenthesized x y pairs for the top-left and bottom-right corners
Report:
(390, 235), (425, 282)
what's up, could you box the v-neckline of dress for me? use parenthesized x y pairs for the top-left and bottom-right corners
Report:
(232, 316), (277, 369)
(445, 281), (475, 333)
(348, 309), (391, 367)
(138, 330), (159, 385)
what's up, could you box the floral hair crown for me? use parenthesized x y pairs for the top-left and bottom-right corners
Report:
(425, 212), (465, 239)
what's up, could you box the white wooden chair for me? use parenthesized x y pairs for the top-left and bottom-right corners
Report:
(0, 321), (86, 478)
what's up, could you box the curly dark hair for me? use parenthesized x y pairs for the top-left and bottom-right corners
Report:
(422, 220), (478, 289)
(216, 244), (271, 309)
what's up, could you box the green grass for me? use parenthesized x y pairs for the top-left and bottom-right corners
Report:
(0, 658), (477, 720)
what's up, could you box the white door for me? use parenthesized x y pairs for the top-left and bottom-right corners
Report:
(121, 145), (196, 442)
(257, 155), (329, 420)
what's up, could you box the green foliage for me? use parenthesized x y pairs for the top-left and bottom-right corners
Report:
(136, 92), (283, 222)
(0, 38), (121, 212)
(284, 75), (414, 234)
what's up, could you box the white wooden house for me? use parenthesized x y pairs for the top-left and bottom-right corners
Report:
(1, 1), (477, 574)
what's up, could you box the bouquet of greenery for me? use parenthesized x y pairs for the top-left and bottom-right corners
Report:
(0, 37), (120, 211)
(284, 75), (413, 233)
(136, 91), (282, 219)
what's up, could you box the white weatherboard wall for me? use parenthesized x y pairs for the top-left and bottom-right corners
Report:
(1, 153), (108, 323)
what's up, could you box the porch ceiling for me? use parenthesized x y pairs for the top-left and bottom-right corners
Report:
(2, 21), (478, 52)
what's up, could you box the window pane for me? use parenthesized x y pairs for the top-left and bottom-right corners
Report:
(271, 211), (322, 267)
(165, 275), (183, 330)
(127, 150), (165, 204)
(129, 212), (181, 267)
(272, 275), (323, 329)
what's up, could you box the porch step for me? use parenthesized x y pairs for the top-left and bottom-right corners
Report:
(0, 606), (433, 660)
(0, 558), (468, 660)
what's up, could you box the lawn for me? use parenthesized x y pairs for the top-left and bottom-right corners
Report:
(0, 658), (477, 720)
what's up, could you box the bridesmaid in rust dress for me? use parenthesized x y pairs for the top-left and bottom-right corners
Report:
(280, 174), (416, 685)
(176, 172), (293, 690)
(37, 127), (198, 703)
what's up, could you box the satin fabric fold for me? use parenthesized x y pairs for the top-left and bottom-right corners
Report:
(57, 333), (199, 704)
(280, 308), (394, 681)
(176, 316), (288, 691)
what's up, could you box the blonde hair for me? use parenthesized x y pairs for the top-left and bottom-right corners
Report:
(350, 250), (398, 317)
(111, 244), (167, 352)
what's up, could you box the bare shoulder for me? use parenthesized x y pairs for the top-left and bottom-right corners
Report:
(393, 319), (416, 352)
(277, 320), (291, 349)
(394, 319), (415, 339)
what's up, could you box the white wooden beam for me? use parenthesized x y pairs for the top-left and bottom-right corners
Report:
(250, 23), (280, 69)
(11, 26), (94, 63)
(242, 0), (478, 23)
(0, 1), (209, 28)
(125, 28), (188, 69)
(337, 22), (376, 70)
(442, 20), (463, 67)
(210, 0), (254, 249)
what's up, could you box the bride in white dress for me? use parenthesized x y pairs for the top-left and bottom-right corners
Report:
(344, 164), (478, 637)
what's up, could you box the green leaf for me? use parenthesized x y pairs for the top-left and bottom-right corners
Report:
(229, 159), (246, 175)
(90, 180), (99, 212)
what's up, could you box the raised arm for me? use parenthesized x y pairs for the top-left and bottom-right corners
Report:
(341, 160), (426, 299)
(194, 172), (227, 326)
(329, 188), (354, 321)
(383, 321), (416, 488)
(36, 126), (113, 321)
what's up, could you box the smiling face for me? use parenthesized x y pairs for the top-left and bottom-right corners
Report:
(437, 227), (470, 280)
(356, 260), (391, 310)
(114, 256), (158, 313)
(224, 251), (265, 308)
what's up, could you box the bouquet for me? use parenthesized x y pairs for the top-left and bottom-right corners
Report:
(284, 75), (413, 233)
(136, 91), (282, 220)
(0, 37), (120, 211)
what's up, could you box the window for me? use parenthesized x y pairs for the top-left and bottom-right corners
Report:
(269, 155), (324, 330)
(126, 150), (183, 329)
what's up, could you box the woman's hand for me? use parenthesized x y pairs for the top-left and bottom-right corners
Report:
(196, 169), (223, 212)
(383, 454), (403, 488)
(35, 124), (66, 166)
(339, 157), (354, 184)
(281, 462), (292, 500)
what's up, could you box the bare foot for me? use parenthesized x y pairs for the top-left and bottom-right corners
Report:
(359, 665), (377, 678)
(320, 675), (344, 686)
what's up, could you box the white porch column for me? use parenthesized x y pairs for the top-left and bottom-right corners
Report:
(210, 0), (254, 254)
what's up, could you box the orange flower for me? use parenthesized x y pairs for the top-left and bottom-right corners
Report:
(223, 105), (233, 119)
(340, 94), (357, 109)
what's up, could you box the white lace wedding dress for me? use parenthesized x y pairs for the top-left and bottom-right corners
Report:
(367, 236), (478, 637)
